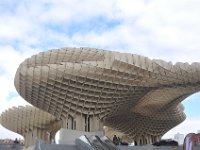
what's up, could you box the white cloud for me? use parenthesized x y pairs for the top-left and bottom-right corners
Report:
(0, 96), (31, 114)
(0, 125), (23, 140)
(0, 45), (37, 139)
(0, 46), (39, 104)
(0, 96), (31, 140)
(116, 0), (147, 16)
(0, 16), (30, 39)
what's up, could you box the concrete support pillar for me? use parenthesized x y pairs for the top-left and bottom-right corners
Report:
(135, 138), (140, 146)
(99, 120), (103, 131)
(92, 116), (103, 131)
(147, 135), (161, 144)
(159, 136), (161, 141)
(144, 135), (151, 144)
(134, 135), (155, 145)
(50, 131), (56, 143)
(24, 131), (34, 148)
(156, 136), (161, 142)
(60, 115), (103, 133)
(61, 116), (76, 130)
(151, 135), (155, 143)
(23, 133), (27, 148)
(75, 115), (85, 131)
(48, 120), (61, 143)
(68, 116), (72, 129)
(147, 135), (152, 144)
(61, 118), (67, 128)
(134, 135), (157, 146)
(144, 136), (147, 144)
(142, 138), (144, 145)
(28, 131), (33, 147)
(37, 129), (48, 142)
(23, 128), (50, 148)
(142, 136), (145, 145)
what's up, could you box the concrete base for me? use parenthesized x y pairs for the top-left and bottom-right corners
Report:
(58, 128), (104, 145)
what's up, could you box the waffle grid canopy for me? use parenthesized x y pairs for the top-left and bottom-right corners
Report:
(14, 47), (200, 141)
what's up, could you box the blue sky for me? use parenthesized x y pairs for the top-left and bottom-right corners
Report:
(0, 0), (200, 140)
(182, 93), (200, 118)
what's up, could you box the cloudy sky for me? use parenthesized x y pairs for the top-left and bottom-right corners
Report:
(0, 0), (200, 140)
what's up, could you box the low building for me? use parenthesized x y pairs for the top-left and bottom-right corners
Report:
(174, 132), (184, 145)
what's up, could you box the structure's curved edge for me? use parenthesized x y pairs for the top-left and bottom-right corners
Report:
(14, 47), (200, 145)
(0, 105), (61, 147)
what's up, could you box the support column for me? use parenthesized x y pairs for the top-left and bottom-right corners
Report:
(144, 136), (147, 144)
(92, 116), (103, 131)
(68, 116), (72, 129)
(49, 131), (56, 143)
(24, 130), (34, 148)
(48, 120), (61, 143)
(135, 138), (140, 146)
(36, 128), (49, 142)
(156, 136), (161, 142)
(75, 115), (85, 131)
(147, 135), (152, 144)
(23, 128), (50, 148)
(61, 118), (68, 128)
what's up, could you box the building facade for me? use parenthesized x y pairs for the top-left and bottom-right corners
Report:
(174, 132), (184, 145)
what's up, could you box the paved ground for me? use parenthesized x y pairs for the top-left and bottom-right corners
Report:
(29, 144), (184, 150)
(118, 145), (182, 150)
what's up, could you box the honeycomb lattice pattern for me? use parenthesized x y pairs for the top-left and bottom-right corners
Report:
(14, 47), (200, 139)
(0, 106), (56, 135)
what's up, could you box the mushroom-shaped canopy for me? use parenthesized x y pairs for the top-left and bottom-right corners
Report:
(14, 47), (200, 138)
(0, 105), (57, 135)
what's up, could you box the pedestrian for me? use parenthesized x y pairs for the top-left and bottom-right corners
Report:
(113, 135), (118, 145)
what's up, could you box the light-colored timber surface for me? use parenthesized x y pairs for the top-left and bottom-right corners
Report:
(0, 105), (60, 147)
(14, 47), (200, 144)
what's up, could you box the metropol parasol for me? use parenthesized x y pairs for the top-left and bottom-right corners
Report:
(1, 47), (200, 147)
